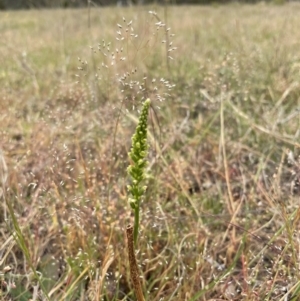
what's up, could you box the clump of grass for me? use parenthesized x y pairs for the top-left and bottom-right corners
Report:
(3, 4), (300, 301)
(1, 8), (175, 301)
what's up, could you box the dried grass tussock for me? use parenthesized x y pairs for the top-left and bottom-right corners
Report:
(1, 3), (300, 300)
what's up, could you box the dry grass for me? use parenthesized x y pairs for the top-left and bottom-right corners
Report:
(1, 3), (300, 300)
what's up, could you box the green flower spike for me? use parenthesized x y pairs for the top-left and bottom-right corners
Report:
(127, 99), (150, 246)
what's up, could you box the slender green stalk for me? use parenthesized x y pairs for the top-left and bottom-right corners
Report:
(133, 205), (140, 246)
(127, 99), (150, 246)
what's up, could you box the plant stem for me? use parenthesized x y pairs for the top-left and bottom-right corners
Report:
(134, 205), (140, 247)
(126, 225), (145, 301)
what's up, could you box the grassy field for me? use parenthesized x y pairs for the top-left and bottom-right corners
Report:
(1, 3), (300, 300)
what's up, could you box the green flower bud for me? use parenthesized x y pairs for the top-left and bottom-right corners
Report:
(129, 198), (136, 209)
